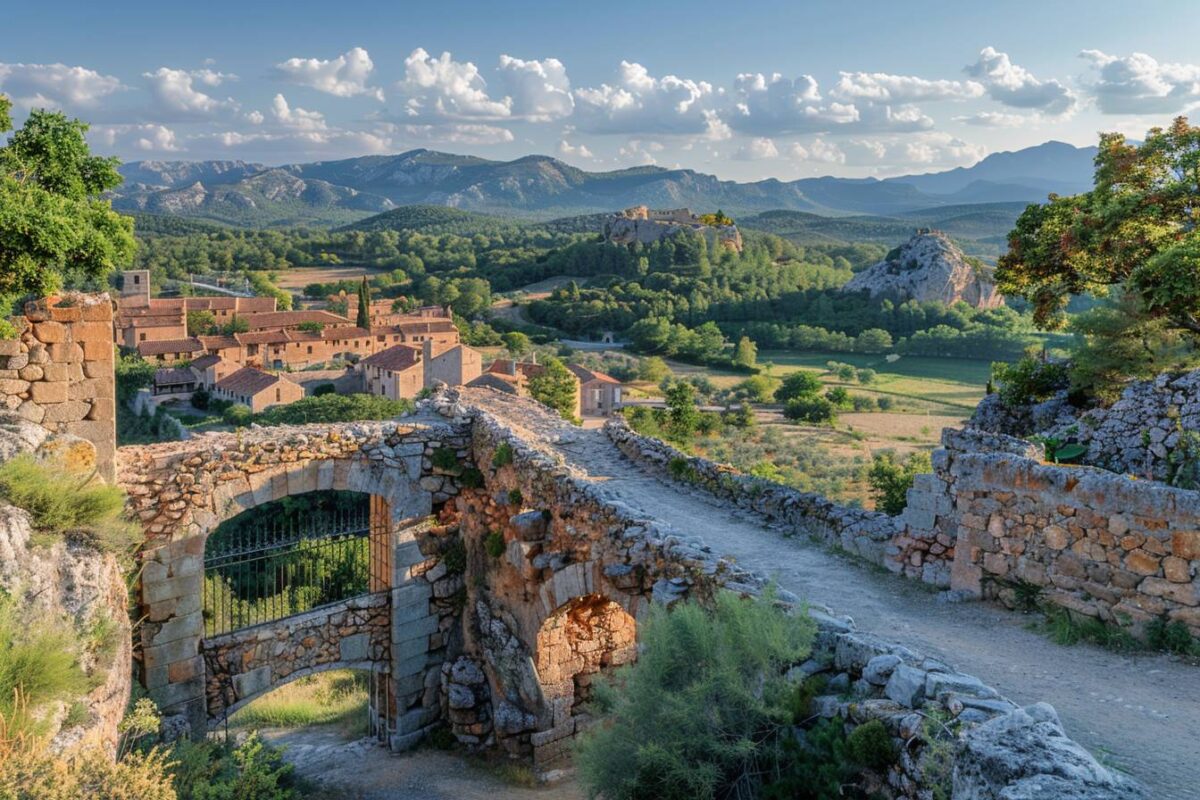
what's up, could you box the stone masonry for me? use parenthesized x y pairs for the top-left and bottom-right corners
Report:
(0, 294), (117, 480)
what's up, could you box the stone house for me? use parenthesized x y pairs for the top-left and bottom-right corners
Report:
(137, 337), (205, 364)
(473, 357), (583, 417)
(567, 365), (624, 416)
(151, 367), (198, 398)
(422, 339), (482, 389)
(211, 367), (304, 413)
(359, 345), (424, 400)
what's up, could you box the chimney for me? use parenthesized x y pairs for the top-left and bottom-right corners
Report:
(423, 338), (433, 363)
(508, 359), (517, 376)
(529, 351), (537, 365)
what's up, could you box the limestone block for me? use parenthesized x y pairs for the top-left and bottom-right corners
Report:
(232, 666), (272, 700)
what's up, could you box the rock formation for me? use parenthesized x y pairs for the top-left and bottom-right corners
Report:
(842, 229), (1003, 308)
(603, 206), (743, 253)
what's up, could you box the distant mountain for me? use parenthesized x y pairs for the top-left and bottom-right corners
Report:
(114, 140), (1098, 228)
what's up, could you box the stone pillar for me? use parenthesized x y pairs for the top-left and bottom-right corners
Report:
(390, 514), (442, 751)
(0, 294), (117, 481)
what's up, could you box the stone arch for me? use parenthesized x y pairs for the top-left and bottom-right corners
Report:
(531, 593), (636, 763)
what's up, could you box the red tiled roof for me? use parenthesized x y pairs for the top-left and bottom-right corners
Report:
(486, 359), (545, 379)
(567, 364), (621, 385)
(322, 326), (372, 341)
(154, 367), (196, 386)
(360, 344), (421, 372)
(216, 367), (288, 396)
(397, 319), (457, 334)
(197, 335), (240, 350)
(190, 353), (224, 370)
(137, 337), (203, 356)
(466, 373), (522, 395)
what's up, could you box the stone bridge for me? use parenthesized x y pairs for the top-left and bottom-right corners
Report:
(118, 400), (745, 756)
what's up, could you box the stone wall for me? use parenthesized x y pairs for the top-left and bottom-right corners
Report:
(0, 294), (117, 481)
(202, 593), (390, 720)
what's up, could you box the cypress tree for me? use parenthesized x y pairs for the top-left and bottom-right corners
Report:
(356, 276), (371, 329)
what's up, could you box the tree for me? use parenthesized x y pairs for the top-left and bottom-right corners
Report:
(825, 386), (851, 409)
(296, 321), (325, 334)
(783, 395), (836, 425)
(0, 96), (135, 307)
(501, 331), (531, 357)
(664, 381), (700, 441)
(775, 371), (823, 403)
(997, 117), (1200, 332)
(637, 355), (671, 383)
(221, 314), (250, 335)
(527, 357), (579, 423)
(356, 276), (371, 328)
(186, 310), (216, 337)
(868, 451), (932, 514)
(733, 335), (758, 368)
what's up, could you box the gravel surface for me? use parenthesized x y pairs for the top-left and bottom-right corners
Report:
(462, 390), (1198, 799)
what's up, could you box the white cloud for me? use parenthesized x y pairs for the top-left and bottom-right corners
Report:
(274, 47), (383, 101)
(0, 62), (123, 108)
(399, 48), (511, 119)
(833, 71), (984, 102)
(143, 67), (238, 118)
(617, 139), (664, 165)
(733, 137), (779, 160)
(789, 137), (845, 164)
(91, 123), (182, 153)
(965, 47), (1075, 114)
(1080, 50), (1200, 114)
(270, 94), (326, 131)
(574, 61), (717, 134)
(729, 72), (852, 134)
(702, 109), (732, 141)
(392, 122), (514, 145)
(246, 110), (265, 125)
(496, 55), (573, 121)
(903, 131), (986, 165)
(557, 139), (594, 159)
(198, 127), (393, 160)
(953, 111), (1035, 127)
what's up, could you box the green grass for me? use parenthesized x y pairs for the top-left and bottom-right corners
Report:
(228, 670), (368, 736)
(0, 595), (88, 738)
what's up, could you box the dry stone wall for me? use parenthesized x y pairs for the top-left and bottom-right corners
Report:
(0, 294), (117, 480)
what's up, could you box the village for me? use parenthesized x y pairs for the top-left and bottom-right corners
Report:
(121, 270), (624, 420)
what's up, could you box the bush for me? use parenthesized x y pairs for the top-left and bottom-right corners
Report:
(775, 371), (823, 403)
(0, 596), (87, 739)
(825, 386), (851, 409)
(171, 732), (299, 800)
(191, 385), (211, 410)
(492, 442), (514, 467)
(992, 357), (1070, 407)
(845, 719), (896, 771)
(733, 374), (774, 403)
(312, 382), (337, 397)
(459, 467), (484, 489)
(431, 447), (459, 471)
(850, 394), (877, 412)
(783, 396), (837, 425)
(0, 455), (140, 556)
(576, 591), (815, 800)
(856, 368), (877, 384)
(222, 404), (253, 427)
(867, 451), (932, 515)
(253, 394), (414, 425)
(876, 396), (894, 411)
(0, 740), (176, 800)
(484, 531), (506, 558)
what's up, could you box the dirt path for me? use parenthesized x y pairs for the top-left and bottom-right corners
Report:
(264, 727), (584, 800)
(466, 391), (1198, 799)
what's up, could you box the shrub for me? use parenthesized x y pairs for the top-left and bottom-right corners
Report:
(312, 382), (336, 397)
(507, 488), (523, 506)
(1145, 617), (1198, 655)
(0, 596), (87, 738)
(775, 371), (823, 403)
(992, 357), (1070, 407)
(431, 447), (459, 471)
(876, 396), (894, 411)
(222, 404), (253, 427)
(484, 531), (506, 559)
(851, 394), (877, 412)
(783, 396), (837, 425)
(845, 719), (896, 771)
(492, 442), (514, 467)
(867, 451), (932, 515)
(667, 456), (697, 482)
(171, 733), (299, 800)
(733, 374), (774, 403)
(459, 467), (484, 489)
(254, 394), (413, 425)
(442, 540), (467, 574)
(0, 455), (140, 556)
(825, 386), (851, 409)
(856, 368), (877, 384)
(0, 740), (176, 800)
(576, 590), (815, 800)
(190, 385), (211, 410)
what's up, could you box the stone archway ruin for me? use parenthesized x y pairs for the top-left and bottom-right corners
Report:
(535, 594), (636, 737)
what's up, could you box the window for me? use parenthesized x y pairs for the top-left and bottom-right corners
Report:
(307, 345), (313, 355)
(139, 332), (146, 342)
(133, 275), (140, 285)
(275, 388), (281, 402)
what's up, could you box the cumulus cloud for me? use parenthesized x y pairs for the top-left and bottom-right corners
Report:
(902, 131), (986, 165)
(0, 62), (123, 108)
(965, 47), (1075, 114)
(1080, 50), (1200, 114)
(953, 111), (1035, 127)
(733, 137), (779, 160)
(91, 123), (182, 153)
(399, 48), (511, 119)
(833, 71), (984, 102)
(496, 55), (573, 121)
(197, 127), (394, 161)
(573, 61), (717, 135)
(270, 94), (326, 131)
(390, 122), (515, 145)
(789, 137), (846, 164)
(728, 73), (930, 135)
(274, 46), (383, 101)
(143, 67), (238, 118)
(557, 139), (594, 159)
(617, 139), (664, 165)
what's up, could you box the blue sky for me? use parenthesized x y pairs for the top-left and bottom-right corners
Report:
(3, 0), (1198, 179)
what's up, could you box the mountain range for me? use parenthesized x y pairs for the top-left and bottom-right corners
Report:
(113, 141), (1098, 229)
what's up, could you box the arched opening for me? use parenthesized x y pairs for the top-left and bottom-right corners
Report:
(227, 667), (372, 736)
(203, 490), (391, 637)
(535, 594), (637, 730)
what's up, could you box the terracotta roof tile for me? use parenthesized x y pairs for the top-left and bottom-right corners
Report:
(137, 337), (203, 356)
(216, 367), (288, 396)
(360, 344), (421, 372)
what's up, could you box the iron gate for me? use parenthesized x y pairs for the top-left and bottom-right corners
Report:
(202, 494), (389, 637)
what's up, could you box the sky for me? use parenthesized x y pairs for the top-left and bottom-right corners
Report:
(3, 0), (1199, 181)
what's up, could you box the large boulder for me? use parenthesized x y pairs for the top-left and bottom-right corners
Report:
(842, 229), (1003, 308)
(953, 704), (1145, 799)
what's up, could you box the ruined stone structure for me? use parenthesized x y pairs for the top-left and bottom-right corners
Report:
(0, 295), (117, 480)
(603, 205), (743, 253)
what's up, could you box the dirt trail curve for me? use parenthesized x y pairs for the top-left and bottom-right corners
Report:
(465, 390), (1199, 799)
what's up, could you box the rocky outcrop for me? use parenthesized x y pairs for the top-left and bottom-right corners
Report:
(603, 206), (743, 252)
(0, 415), (131, 754)
(842, 229), (1003, 308)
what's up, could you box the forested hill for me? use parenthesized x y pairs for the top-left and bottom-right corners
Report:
(113, 141), (1095, 228)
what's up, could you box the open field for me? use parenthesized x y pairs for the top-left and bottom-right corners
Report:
(273, 264), (392, 292)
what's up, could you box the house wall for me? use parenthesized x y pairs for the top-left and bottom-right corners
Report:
(424, 344), (482, 389)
